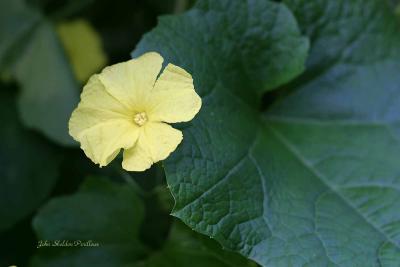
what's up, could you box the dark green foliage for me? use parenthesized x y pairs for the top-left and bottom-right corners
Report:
(134, 0), (400, 266)
(1, 0), (400, 266)
(0, 89), (60, 233)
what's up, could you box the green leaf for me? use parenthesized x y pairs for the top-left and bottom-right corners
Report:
(0, 88), (60, 233)
(133, 0), (400, 266)
(31, 175), (256, 266)
(0, 0), (40, 70)
(1, 0), (79, 146)
(135, 222), (257, 267)
(13, 21), (79, 146)
(134, 0), (308, 98)
(379, 242), (400, 267)
(31, 177), (147, 267)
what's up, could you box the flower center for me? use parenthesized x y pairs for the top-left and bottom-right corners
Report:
(134, 112), (148, 126)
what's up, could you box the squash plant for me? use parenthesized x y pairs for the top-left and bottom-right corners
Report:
(1, 0), (400, 266)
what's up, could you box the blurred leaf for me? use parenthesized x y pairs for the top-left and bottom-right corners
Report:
(0, 88), (60, 233)
(386, 0), (400, 9)
(56, 19), (107, 83)
(135, 222), (257, 267)
(133, 0), (400, 266)
(31, 177), (147, 267)
(0, 0), (80, 146)
(14, 20), (79, 146)
(0, 0), (40, 70)
(30, 175), (255, 267)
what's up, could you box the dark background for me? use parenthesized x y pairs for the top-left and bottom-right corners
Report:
(0, 0), (192, 265)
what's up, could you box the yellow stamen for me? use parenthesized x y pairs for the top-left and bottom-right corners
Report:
(134, 112), (148, 126)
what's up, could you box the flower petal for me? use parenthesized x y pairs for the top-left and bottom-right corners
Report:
(98, 52), (164, 110)
(69, 74), (131, 139)
(148, 63), (202, 123)
(122, 122), (183, 171)
(77, 119), (139, 167)
(69, 74), (138, 167)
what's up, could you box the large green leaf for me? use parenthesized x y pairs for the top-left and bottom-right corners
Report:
(133, 0), (400, 266)
(1, 0), (79, 146)
(31, 177), (146, 267)
(135, 0), (308, 99)
(0, 88), (60, 232)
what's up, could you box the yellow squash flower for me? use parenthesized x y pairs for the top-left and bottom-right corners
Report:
(69, 52), (202, 171)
